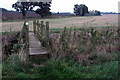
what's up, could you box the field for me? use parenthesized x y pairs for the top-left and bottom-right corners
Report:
(2, 14), (119, 78)
(1, 14), (118, 32)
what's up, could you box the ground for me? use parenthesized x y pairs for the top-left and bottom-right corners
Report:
(1, 14), (118, 32)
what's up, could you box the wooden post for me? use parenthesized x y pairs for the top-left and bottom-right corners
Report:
(22, 21), (29, 54)
(46, 22), (50, 45)
(25, 21), (29, 44)
(37, 23), (39, 36)
(33, 20), (36, 35)
(36, 20), (39, 37)
(40, 21), (44, 38)
(33, 21), (35, 33)
(10, 27), (12, 32)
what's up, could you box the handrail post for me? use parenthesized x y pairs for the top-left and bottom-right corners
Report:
(40, 21), (44, 37)
(24, 21), (29, 54)
(46, 22), (50, 46)
(36, 20), (39, 37)
(33, 20), (50, 47)
(33, 20), (37, 35)
(20, 21), (29, 56)
(33, 20), (35, 34)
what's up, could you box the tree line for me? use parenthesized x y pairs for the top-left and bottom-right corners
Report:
(12, 1), (101, 18)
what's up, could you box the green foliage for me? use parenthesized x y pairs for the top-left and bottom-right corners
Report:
(2, 54), (33, 78)
(2, 57), (119, 78)
(12, 43), (21, 53)
(50, 30), (61, 34)
(1, 31), (20, 35)
(0, 63), (2, 79)
(14, 73), (29, 78)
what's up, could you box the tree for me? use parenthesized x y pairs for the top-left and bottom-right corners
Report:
(74, 4), (89, 16)
(34, 2), (51, 18)
(12, 0), (51, 18)
(95, 10), (101, 15)
(12, 1), (30, 18)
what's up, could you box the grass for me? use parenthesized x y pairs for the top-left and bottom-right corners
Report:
(2, 14), (118, 32)
(1, 16), (77, 23)
(0, 63), (2, 79)
(1, 20), (24, 23)
(2, 55), (119, 78)
(0, 31), (20, 34)
(50, 25), (116, 30)
(50, 25), (117, 34)
(39, 15), (117, 28)
(3, 25), (119, 79)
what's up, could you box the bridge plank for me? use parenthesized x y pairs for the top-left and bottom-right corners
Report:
(29, 32), (48, 56)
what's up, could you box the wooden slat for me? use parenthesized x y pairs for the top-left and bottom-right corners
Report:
(29, 32), (48, 56)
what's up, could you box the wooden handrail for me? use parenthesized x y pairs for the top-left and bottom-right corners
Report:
(33, 20), (50, 47)
(20, 21), (29, 54)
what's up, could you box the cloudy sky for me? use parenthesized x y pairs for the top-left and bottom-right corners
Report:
(0, 0), (119, 13)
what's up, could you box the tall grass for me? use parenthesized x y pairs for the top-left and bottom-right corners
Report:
(49, 26), (118, 65)
(2, 55), (119, 78)
(2, 26), (119, 79)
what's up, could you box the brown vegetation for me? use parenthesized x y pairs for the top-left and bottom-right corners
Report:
(49, 27), (118, 65)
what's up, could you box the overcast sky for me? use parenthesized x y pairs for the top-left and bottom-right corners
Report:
(0, 0), (119, 13)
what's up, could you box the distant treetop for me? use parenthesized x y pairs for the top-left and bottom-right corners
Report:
(0, 8), (8, 12)
(74, 4), (101, 16)
(74, 4), (89, 16)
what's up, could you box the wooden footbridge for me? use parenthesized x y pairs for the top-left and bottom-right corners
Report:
(20, 20), (50, 59)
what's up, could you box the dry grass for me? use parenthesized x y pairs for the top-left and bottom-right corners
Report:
(49, 27), (118, 65)
(40, 14), (118, 28)
(1, 14), (118, 32)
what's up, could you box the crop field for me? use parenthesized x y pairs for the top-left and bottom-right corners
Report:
(1, 14), (118, 32)
(43, 14), (118, 28)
